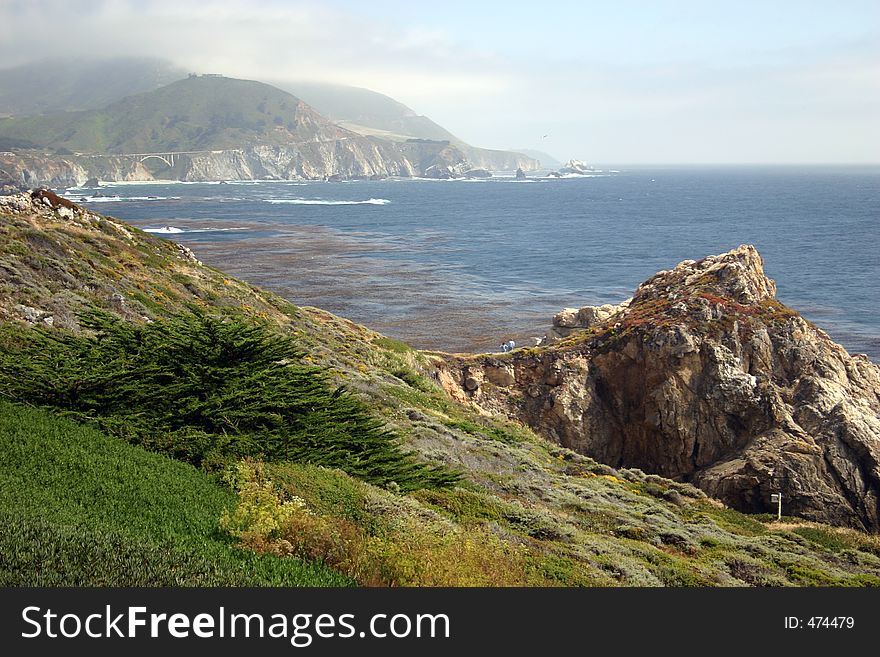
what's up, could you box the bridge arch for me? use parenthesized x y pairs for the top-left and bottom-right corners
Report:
(138, 154), (176, 168)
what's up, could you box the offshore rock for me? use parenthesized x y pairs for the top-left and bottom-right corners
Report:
(438, 245), (880, 531)
(557, 159), (597, 175)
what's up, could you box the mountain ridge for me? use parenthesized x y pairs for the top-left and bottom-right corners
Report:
(284, 80), (538, 171)
(0, 59), (539, 182)
(0, 76), (470, 184)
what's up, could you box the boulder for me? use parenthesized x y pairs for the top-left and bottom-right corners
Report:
(552, 308), (580, 328)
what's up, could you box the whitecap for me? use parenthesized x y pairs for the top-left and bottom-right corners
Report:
(265, 198), (391, 205)
(144, 226), (185, 234)
(76, 195), (180, 202)
(143, 226), (250, 234)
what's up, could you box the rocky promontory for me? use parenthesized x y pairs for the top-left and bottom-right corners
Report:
(438, 246), (880, 531)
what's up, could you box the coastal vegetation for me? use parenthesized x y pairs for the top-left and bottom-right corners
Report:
(1, 194), (879, 587)
(0, 401), (349, 586)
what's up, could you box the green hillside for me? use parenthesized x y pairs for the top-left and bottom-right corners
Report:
(0, 76), (349, 154)
(2, 192), (880, 587)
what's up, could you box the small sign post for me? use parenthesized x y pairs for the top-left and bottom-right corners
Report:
(770, 493), (782, 521)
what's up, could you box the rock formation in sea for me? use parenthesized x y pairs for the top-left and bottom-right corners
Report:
(556, 159), (597, 175)
(437, 245), (880, 531)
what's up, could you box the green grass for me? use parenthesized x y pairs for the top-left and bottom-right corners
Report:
(0, 400), (350, 586)
(792, 526), (880, 558)
(267, 462), (373, 527)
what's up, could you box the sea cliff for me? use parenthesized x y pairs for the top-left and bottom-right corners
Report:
(438, 246), (880, 531)
(0, 140), (477, 187)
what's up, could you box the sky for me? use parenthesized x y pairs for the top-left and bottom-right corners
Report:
(0, 0), (878, 163)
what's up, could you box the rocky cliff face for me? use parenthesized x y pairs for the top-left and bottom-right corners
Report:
(438, 246), (880, 531)
(1, 152), (157, 188)
(456, 145), (541, 172)
(0, 139), (470, 186)
(180, 141), (424, 182)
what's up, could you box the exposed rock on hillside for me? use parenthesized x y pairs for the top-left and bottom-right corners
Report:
(0, 140), (468, 186)
(0, 152), (155, 189)
(284, 80), (540, 172)
(438, 246), (880, 531)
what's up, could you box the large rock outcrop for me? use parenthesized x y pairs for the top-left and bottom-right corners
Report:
(438, 246), (880, 531)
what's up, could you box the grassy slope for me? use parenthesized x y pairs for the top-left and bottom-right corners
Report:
(2, 196), (880, 586)
(0, 401), (351, 586)
(0, 77), (347, 153)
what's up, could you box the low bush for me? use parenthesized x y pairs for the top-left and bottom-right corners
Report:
(222, 461), (570, 586)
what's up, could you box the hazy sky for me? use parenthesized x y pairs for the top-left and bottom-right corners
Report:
(1, 0), (878, 163)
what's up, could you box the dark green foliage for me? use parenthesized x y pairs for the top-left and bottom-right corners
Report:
(793, 527), (851, 553)
(0, 311), (457, 491)
(0, 401), (349, 586)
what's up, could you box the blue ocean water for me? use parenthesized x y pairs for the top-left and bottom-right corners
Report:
(66, 166), (880, 359)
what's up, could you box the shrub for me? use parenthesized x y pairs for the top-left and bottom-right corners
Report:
(0, 311), (457, 491)
(222, 461), (568, 586)
(220, 461), (309, 547)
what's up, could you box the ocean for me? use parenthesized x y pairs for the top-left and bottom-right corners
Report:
(65, 166), (880, 360)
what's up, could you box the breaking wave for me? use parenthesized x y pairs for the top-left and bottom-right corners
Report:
(74, 195), (181, 203)
(264, 198), (391, 205)
(143, 226), (250, 234)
